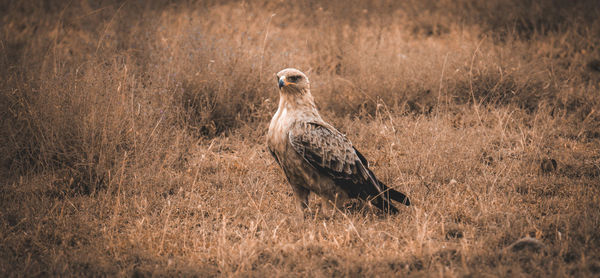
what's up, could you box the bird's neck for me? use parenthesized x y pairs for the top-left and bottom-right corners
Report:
(279, 89), (318, 113)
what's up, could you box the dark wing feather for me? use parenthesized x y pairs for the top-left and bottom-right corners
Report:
(288, 122), (367, 181)
(288, 121), (408, 211)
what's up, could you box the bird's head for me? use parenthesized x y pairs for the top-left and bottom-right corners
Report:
(276, 68), (309, 95)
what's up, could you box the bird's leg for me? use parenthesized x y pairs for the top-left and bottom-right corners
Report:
(320, 197), (334, 218)
(291, 185), (310, 218)
(321, 193), (343, 218)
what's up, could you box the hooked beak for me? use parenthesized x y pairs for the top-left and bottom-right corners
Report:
(278, 76), (288, 89)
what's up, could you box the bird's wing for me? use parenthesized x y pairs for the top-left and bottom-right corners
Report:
(288, 121), (381, 193)
(288, 121), (410, 209)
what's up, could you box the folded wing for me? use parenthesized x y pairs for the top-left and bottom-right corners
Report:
(288, 121), (409, 212)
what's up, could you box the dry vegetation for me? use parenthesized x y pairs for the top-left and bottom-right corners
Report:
(1, 0), (600, 276)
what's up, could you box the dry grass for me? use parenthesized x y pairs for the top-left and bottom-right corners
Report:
(1, 0), (599, 276)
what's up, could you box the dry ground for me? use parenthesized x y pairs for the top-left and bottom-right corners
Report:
(1, 0), (600, 276)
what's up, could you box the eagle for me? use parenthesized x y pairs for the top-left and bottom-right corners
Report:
(267, 68), (410, 215)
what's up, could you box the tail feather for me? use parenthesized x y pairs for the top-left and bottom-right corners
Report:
(379, 180), (410, 206)
(363, 166), (411, 207)
(372, 197), (400, 214)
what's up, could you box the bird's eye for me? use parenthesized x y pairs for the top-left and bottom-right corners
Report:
(288, 75), (300, 83)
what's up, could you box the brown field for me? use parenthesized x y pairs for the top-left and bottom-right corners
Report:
(1, 0), (600, 276)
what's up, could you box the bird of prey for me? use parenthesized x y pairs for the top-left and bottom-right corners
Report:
(267, 68), (410, 215)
